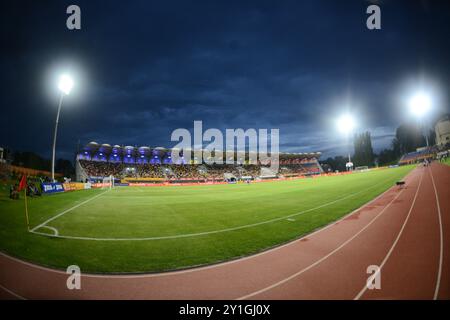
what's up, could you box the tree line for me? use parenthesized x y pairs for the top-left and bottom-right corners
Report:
(2, 149), (75, 177)
(321, 122), (434, 172)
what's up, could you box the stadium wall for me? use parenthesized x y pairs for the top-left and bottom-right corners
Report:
(75, 159), (89, 182)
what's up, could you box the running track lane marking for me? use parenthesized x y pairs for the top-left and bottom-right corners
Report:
(353, 169), (424, 300)
(237, 179), (411, 300)
(0, 284), (26, 300)
(30, 190), (110, 232)
(29, 177), (397, 241)
(429, 166), (443, 300)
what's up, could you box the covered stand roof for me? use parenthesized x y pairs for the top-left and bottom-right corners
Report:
(79, 142), (321, 160)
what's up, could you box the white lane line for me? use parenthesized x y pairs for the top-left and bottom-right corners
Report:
(0, 284), (26, 300)
(30, 190), (110, 232)
(353, 168), (424, 300)
(429, 166), (443, 300)
(238, 181), (410, 300)
(29, 177), (395, 241)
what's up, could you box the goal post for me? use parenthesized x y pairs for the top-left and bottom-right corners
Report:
(102, 175), (114, 189)
(355, 166), (369, 172)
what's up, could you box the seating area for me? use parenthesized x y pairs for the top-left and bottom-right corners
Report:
(76, 142), (323, 182)
(398, 147), (436, 165)
(279, 163), (322, 176)
(78, 160), (323, 181)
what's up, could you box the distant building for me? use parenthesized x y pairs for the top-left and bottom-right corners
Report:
(0, 147), (5, 163)
(435, 114), (450, 147)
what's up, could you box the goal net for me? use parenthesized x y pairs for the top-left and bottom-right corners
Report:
(355, 166), (369, 172)
(101, 175), (114, 189)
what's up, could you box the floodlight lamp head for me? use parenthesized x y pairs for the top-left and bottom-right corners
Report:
(58, 74), (74, 95)
(337, 114), (355, 134)
(409, 92), (431, 117)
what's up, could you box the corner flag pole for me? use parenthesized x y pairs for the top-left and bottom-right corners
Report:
(24, 187), (30, 231)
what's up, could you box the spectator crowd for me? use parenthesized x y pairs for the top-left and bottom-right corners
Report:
(79, 160), (322, 181)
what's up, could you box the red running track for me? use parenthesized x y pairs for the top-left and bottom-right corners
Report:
(0, 163), (448, 300)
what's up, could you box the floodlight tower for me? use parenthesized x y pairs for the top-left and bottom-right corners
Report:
(337, 114), (355, 170)
(51, 74), (74, 182)
(409, 92), (432, 147)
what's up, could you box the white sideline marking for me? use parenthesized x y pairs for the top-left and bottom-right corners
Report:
(238, 173), (418, 300)
(353, 169), (424, 300)
(30, 190), (110, 232)
(430, 166), (443, 300)
(29, 177), (395, 241)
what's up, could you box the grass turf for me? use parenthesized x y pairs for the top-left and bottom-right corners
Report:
(443, 157), (450, 166)
(0, 165), (413, 273)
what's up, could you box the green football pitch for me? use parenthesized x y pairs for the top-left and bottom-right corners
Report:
(0, 165), (413, 273)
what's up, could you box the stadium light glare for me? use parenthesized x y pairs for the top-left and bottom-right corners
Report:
(337, 114), (355, 134)
(51, 73), (75, 182)
(58, 74), (74, 95)
(336, 113), (356, 170)
(408, 91), (433, 147)
(409, 92), (432, 117)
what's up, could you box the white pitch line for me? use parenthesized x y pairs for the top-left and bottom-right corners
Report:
(238, 174), (417, 300)
(29, 177), (396, 241)
(41, 226), (59, 236)
(353, 168), (424, 300)
(30, 190), (110, 232)
(429, 166), (444, 300)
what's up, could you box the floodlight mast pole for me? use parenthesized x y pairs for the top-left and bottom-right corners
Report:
(51, 93), (64, 182)
(422, 118), (429, 147)
(346, 131), (352, 163)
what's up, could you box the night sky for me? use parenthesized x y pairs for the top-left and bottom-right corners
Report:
(1, 0), (449, 160)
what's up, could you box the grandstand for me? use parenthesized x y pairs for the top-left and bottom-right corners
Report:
(0, 148), (9, 181)
(76, 142), (323, 183)
(434, 114), (450, 147)
(398, 146), (435, 165)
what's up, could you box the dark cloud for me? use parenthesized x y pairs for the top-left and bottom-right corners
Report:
(1, 0), (449, 159)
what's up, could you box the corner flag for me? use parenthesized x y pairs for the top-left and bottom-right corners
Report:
(18, 175), (27, 192)
(18, 175), (30, 230)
